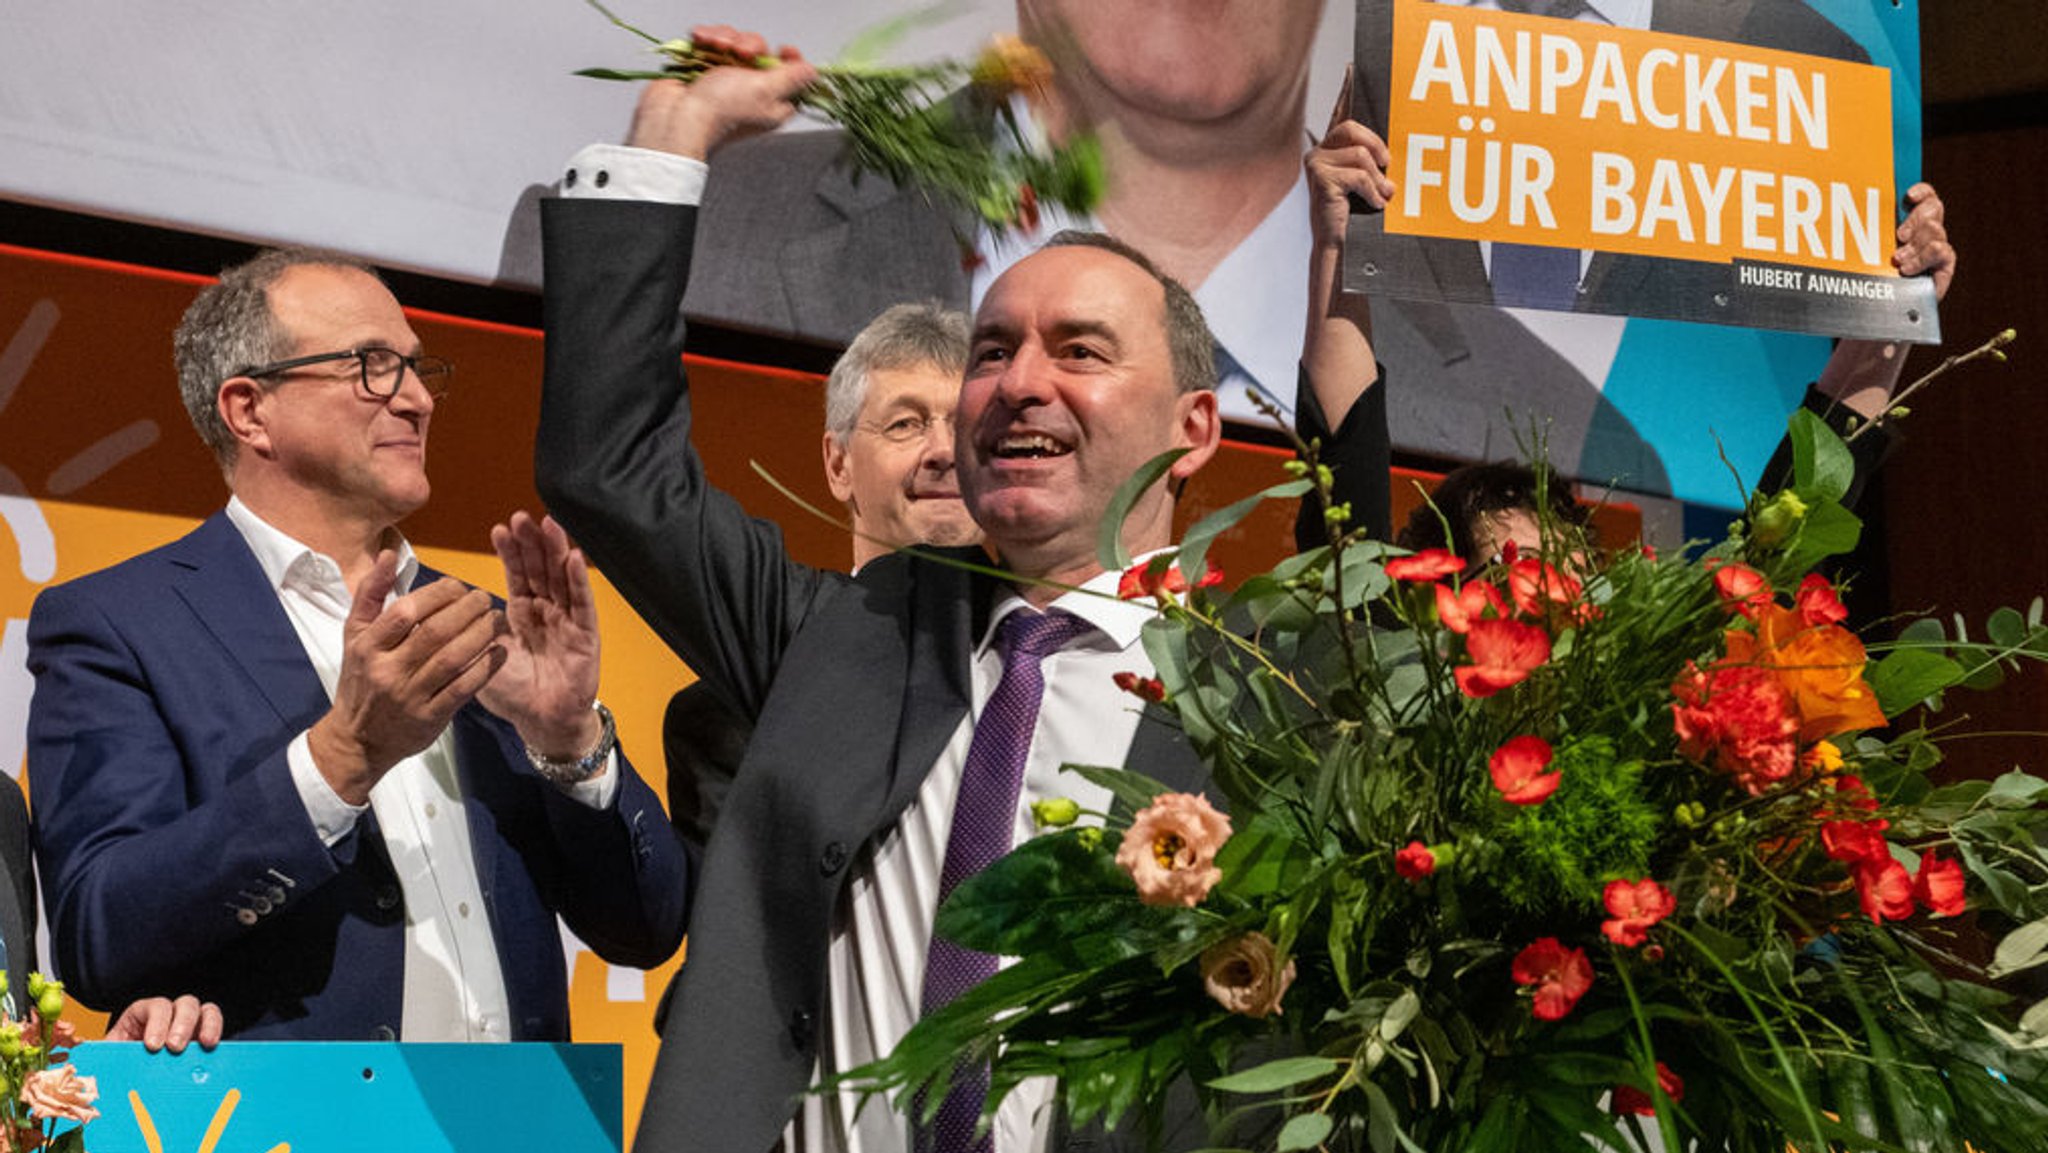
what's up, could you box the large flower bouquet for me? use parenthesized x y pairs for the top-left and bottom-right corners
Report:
(842, 411), (2048, 1152)
(578, 1), (1103, 237)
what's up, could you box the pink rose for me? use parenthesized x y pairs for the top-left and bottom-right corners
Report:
(1115, 793), (1231, 908)
(20, 1065), (99, 1125)
(1200, 932), (1297, 1019)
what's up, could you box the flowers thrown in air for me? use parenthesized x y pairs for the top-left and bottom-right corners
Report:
(1115, 792), (1232, 907)
(19, 1065), (98, 1126)
(1395, 840), (1437, 880)
(1456, 617), (1552, 698)
(1199, 932), (1296, 1019)
(1613, 1061), (1685, 1116)
(1601, 877), (1676, 947)
(1511, 937), (1594, 1021)
(1385, 548), (1464, 582)
(1112, 671), (1167, 703)
(1489, 735), (1561, 805)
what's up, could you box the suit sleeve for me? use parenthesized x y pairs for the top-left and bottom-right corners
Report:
(1293, 362), (1393, 551)
(535, 198), (835, 721)
(25, 583), (349, 1010)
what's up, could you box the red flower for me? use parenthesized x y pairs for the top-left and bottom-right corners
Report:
(1711, 562), (1773, 620)
(1913, 851), (1966, 918)
(1456, 618), (1551, 698)
(1795, 573), (1849, 627)
(1613, 1062), (1685, 1116)
(1828, 773), (1879, 813)
(1395, 840), (1436, 880)
(1117, 560), (1223, 600)
(1512, 937), (1594, 1021)
(1670, 661), (1799, 793)
(1489, 735), (1560, 805)
(1507, 557), (1585, 618)
(1386, 548), (1465, 582)
(1435, 580), (1506, 635)
(1601, 878), (1676, 947)
(1854, 858), (1915, 923)
(1821, 818), (1891, 866)
(1112, 671), (1167, 703)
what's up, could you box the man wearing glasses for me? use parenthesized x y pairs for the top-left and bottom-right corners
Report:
(24, 248), (687, 1040)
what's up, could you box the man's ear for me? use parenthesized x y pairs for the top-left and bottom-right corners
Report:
(217, 377), (273, 458)
(822, 430), (856, 504)
(1167, 389), (1223, 487)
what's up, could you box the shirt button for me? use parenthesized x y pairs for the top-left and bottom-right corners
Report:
(458, 902), (471, 918)
(425, 803), (438, 819)
(819, 841), (848, 875)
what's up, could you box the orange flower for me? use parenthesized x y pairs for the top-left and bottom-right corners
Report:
(1914, 851), (1966, 918)
(1512, 937), (1593, 1021)
(1200, 932), (1297, 1018)
(1386, 548), (1464, 581)
(1435, 580), (1506, 635)
(969, 33), (1054, 101)
(1456, 618), (1551, 698)
(19, 1065), (98, 1125)
(1795, 573), (1849, 626)
(1489, 735), (1560, 805)
(1114, 792), (1231, 907)
(1710, 561), (1773, 620)
(1614, 1062), (1685, 1115)
(1601, 878), (1675, 947)
(1740, 606), (1886, 742)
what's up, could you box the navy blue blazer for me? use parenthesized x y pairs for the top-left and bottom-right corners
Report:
(25, 512), (687, 1040)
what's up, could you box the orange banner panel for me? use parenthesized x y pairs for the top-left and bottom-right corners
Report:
(1386, 0), (1896, 276)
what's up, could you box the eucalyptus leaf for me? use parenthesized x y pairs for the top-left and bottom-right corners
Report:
(1993, 917), (2048, 976)
(1276, 1112), (1335, 1151)
(1097, 449), (1190, 571)
(1206, 1056), (1340, 1094)
(1179, 478), (1314, 588)
(1870, 648), (1965, 716)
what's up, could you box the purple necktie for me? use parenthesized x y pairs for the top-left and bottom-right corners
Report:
(918, 609), (1094, 1153)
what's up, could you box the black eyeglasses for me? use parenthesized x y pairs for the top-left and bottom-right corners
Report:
(235, 347), (453, 400)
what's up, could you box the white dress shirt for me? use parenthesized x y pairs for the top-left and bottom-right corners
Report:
(226, 497), (615, 1040)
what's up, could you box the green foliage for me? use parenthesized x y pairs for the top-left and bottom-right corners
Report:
(834, 415), (2048, 1152)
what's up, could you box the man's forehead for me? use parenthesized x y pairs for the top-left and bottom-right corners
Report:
(974, 246), (1166, 335)
(861, 364), (960, 410)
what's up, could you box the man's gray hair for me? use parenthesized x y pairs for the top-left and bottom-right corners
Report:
(823, 301), (971, 442)
(172, 246), (381, 469)
(1041, 230), (1218, 396)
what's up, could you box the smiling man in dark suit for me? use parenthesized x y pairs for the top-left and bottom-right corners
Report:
(25, 248), (687, 1040)
(538, 23), (1391, 1151)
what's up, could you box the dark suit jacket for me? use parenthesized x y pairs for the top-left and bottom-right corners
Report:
(542, 196), (1396, 1153)
(0, 774), (36, 1018)
(24, 515), (688, 1040)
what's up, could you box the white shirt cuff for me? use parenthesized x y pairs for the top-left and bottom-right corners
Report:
(559, 749), (623, 809)
(562, 143), (707, 205)
(289, 731), (369, 847)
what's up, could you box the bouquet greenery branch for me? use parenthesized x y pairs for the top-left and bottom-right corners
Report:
(578, 1), (1104, 240)
(832, 399), (2048, 1152)
(0, 974), (99, 1153)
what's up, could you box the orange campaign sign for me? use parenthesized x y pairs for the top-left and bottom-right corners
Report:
(1386, 0), (1896, 275)
(1349, 0), (1935, 345)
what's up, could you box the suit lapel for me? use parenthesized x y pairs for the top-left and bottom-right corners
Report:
(166, 514), (328, 726)
(881, 554), (988, 819)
